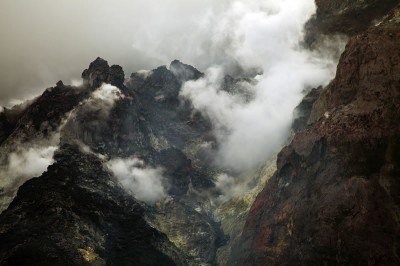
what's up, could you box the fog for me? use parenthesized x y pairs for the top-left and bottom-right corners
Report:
(0, 141), (59, 212)
(107, 157), (166, 204)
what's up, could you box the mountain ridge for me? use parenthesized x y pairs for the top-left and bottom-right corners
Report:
(0, 1), (399, 265)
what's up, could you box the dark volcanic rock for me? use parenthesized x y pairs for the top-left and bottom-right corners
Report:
(311, 0), (399, 35)
(82, 57), (125, 90)
(170, 60), (204, 82)
(0, 144), (184, 266)
(82, 57), (110, 89)
(1, 82), (90, 146)
(108, 65), (125, 88)
(157, 148), (192, 196)
(0, 111), (14, 145)
(232, 9), (400, 266)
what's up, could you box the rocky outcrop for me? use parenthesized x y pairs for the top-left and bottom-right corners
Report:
(170, 60), (204, 82)
(82, 57), (125, 89)
(232, 7), (400, 266)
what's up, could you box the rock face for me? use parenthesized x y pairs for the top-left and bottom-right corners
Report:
(232, 7), (400, 266)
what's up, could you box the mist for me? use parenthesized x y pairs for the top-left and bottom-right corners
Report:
(0, 144), (58, 212)
(180, 0), (337, 172)
(107, 157), (166, 204)
(85, 83), (124, 117)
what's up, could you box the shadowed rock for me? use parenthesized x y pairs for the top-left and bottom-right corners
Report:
(82, 57), (125, 89)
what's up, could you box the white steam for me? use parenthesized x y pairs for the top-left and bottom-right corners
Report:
(90, 83), (124, 114)
(0, 144), (58, 212)
(180, 0), (337, 171)
(215, 173), (248, 202)
(0, 146), (57, 184)
(107, 157), (166, 204)
(62, 83), (123, 142)
(0, 115), (73, 212)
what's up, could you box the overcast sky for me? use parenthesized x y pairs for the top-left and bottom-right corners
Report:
(0, 0), (237, 106)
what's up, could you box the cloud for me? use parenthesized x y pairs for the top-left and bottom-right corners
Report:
(75, 83), (124, 121)
(180, 0), (338, 172)
(214, 173), (248, 202)
(90, 83), (124, 114)
(107, 157), (166, 204)
(1, 146), (57, 182)
(0, 144), (58, 212)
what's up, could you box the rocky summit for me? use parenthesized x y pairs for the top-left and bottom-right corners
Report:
(0, 56), (225, 265)
(1, 1), (400, 266)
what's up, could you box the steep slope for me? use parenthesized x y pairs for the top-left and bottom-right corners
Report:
(0, 81), (92, 212)
(232, 6), (400, 266)
(0, 144), (184, 265)
(0, 57), (229, 265)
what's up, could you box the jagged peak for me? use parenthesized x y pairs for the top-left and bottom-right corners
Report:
(56, 80), (64, 87)
(169, 59), (203, 82)
(81, 57), (125, 89)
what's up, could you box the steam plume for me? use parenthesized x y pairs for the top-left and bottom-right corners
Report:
(107, 157), (166, 204)
(180, 0), (337, 171)
(0, 143), (58, 212)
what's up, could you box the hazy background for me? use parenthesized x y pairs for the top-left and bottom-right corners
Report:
(0, 0), (237, 106)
